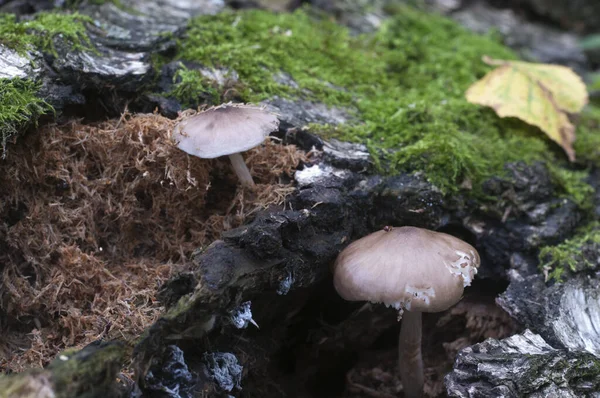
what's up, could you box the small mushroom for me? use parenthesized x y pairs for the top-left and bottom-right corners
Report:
(332, 226), (480, 398)
(172, 103), (280, 187)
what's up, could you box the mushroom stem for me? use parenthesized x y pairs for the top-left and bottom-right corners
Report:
(228, 152), (255, 187)
(398, 310), (424, 398)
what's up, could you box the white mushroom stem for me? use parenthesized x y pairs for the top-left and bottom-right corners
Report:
(399, 310), (424, 398)
(228, 152), (255, 187)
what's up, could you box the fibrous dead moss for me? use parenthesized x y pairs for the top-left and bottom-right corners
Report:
(0, 111), (307, 372)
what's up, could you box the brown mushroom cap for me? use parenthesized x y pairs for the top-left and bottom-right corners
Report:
(332, 226), (480, 313)
(172, 103), (280, 159)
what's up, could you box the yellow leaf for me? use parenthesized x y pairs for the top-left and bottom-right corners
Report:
(466, 56), (589, 162)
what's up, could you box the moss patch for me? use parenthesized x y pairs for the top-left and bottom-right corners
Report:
(573, 106), (600, 163)
(547, 165), (594, 210)
(539, 222), (600, 281)
(0, 10), (92, 155)
(0, 78), (53, 158)
(0, 12), (92, 55)
(173, 5), (596, 202)
(168, 63), (221, 107)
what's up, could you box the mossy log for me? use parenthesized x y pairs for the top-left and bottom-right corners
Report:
(1, 0), (600, 397)
(446, 330), (600, 397)
(0, 341), (125, 398)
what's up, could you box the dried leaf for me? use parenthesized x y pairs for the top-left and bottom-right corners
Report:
(466, 56), (589, 161)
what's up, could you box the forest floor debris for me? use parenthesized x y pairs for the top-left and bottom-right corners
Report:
(0, 111), (307, 372)
(342, 295), (519, 398)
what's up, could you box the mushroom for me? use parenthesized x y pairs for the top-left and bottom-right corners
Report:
(332, 226), (480, 398)
(172, 103), (280, 187)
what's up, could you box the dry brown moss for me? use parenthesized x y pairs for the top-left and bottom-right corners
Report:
(0, 111), (307, 372)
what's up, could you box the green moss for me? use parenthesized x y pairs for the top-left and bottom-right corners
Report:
(539, 222), (600, 282)
(0, 12), (92, 55)
(168, 63), (221, 106)
(547, 165), (595, 210)
(175, 5), (593, 201)
(591, 73), (600, 91)
(0, 78), (53, 158)
(573, 106), (600, 163)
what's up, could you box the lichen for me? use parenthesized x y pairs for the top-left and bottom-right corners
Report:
(539, 222), (600, 282)
(173, 5), (596, 204)
(0, 11), (92, 56)
(0, 78), (53, 158)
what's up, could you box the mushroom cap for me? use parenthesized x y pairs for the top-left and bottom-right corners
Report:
(332, 226), (480, 313)
(172, 103), (280, 159)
